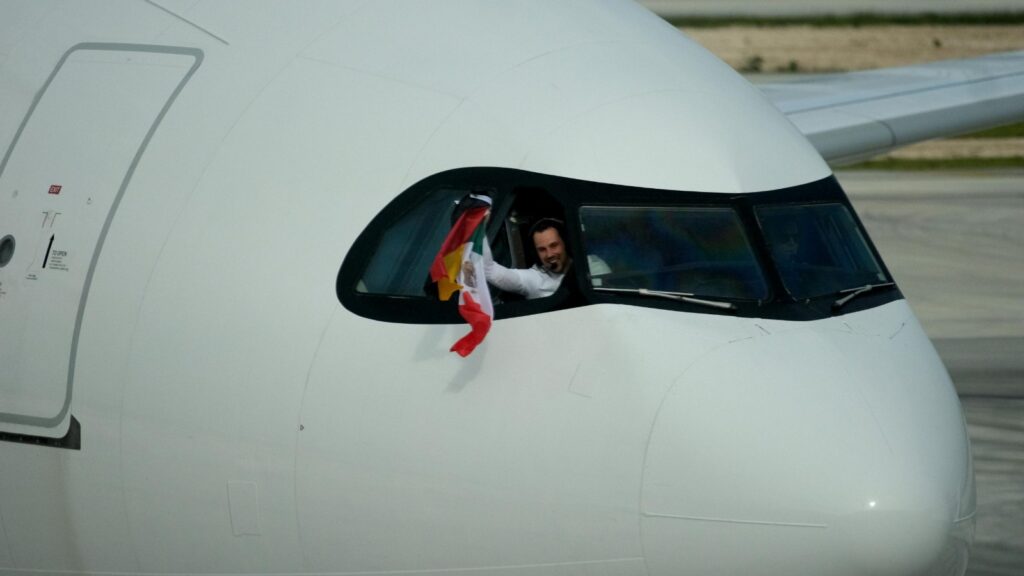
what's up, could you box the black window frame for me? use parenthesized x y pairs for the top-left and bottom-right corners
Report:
(336, 168), (901, 324)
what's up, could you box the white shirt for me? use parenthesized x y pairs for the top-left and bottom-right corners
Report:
(482, 243), (564, 300)
(486, 262), (565, 300)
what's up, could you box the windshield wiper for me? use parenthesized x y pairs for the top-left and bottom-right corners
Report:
(832, 282), (895, 310)
(595, 287), (736, 310)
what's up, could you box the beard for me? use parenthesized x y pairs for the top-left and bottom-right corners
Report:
(543, 257), (564, 273)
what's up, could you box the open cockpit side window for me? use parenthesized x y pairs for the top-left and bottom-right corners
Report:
(486, 187), (568, 304)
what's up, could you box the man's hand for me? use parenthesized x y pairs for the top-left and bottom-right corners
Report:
(463, 260), (476, 288)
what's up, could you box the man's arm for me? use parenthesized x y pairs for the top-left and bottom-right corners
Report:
(483, 242), (543, 298)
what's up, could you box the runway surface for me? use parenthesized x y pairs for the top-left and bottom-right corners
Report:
(839, 170), (1024, 576)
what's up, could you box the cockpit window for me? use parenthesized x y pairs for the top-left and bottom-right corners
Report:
(755, 203), (888, 299)
(338, 169), (900, 324)
(579, 206), (768, 300)
(357, 187), (464, 296)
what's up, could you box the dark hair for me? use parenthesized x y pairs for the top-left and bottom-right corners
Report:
(528, 217), (565, 240)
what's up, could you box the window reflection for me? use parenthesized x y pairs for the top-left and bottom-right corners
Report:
(756, 203), (887, 299)
(579, 206), (768, 300)
(358, 187), (463, 296)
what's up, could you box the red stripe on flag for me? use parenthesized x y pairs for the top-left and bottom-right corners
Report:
(429, 207), (488, 283)
(450, 291), (492, 357)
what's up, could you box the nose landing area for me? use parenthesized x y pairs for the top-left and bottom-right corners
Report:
(640, 327), (970, 576)
(640, 511), (968, 576)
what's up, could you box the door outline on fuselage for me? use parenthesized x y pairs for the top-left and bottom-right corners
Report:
(0, 43), (202, 441)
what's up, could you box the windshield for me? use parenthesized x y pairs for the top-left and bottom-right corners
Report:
(579, 206), (768, 300)
(755, 203), (888, 299)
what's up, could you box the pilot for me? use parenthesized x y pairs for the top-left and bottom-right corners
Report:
(772, 222), (803, 263)
(472, 218), (572, 300)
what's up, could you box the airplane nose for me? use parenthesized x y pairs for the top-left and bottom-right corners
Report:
(827, 480), (974, 576)
(640, 321), (974, 576)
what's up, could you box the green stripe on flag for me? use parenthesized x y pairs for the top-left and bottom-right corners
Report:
(470, 219), (487, 255)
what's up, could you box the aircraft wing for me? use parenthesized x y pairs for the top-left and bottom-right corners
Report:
(756, 50), (1024, 165)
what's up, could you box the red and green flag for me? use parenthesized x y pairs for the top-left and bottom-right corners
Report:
(429, 198), (494, 357)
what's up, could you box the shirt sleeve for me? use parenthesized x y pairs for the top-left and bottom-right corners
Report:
(483, 242), (542, 298)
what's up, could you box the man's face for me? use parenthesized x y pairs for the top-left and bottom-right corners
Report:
(777, 226), (799, 259)
(533, 227), (568, 274)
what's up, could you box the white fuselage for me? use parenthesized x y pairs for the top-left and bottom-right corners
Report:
(0, 2), (974, 575)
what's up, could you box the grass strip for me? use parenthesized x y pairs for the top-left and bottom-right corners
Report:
(962, 123), (1024, 139)
(668, 12), (1024, 28)
(845, 157), (1024, 170)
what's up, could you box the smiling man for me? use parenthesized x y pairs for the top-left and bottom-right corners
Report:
(484, 218), (572, 300)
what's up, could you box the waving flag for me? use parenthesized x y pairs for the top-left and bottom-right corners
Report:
(429, 195), (493, 357)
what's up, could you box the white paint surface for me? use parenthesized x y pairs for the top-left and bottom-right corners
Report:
(0, 2), (994, 575)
